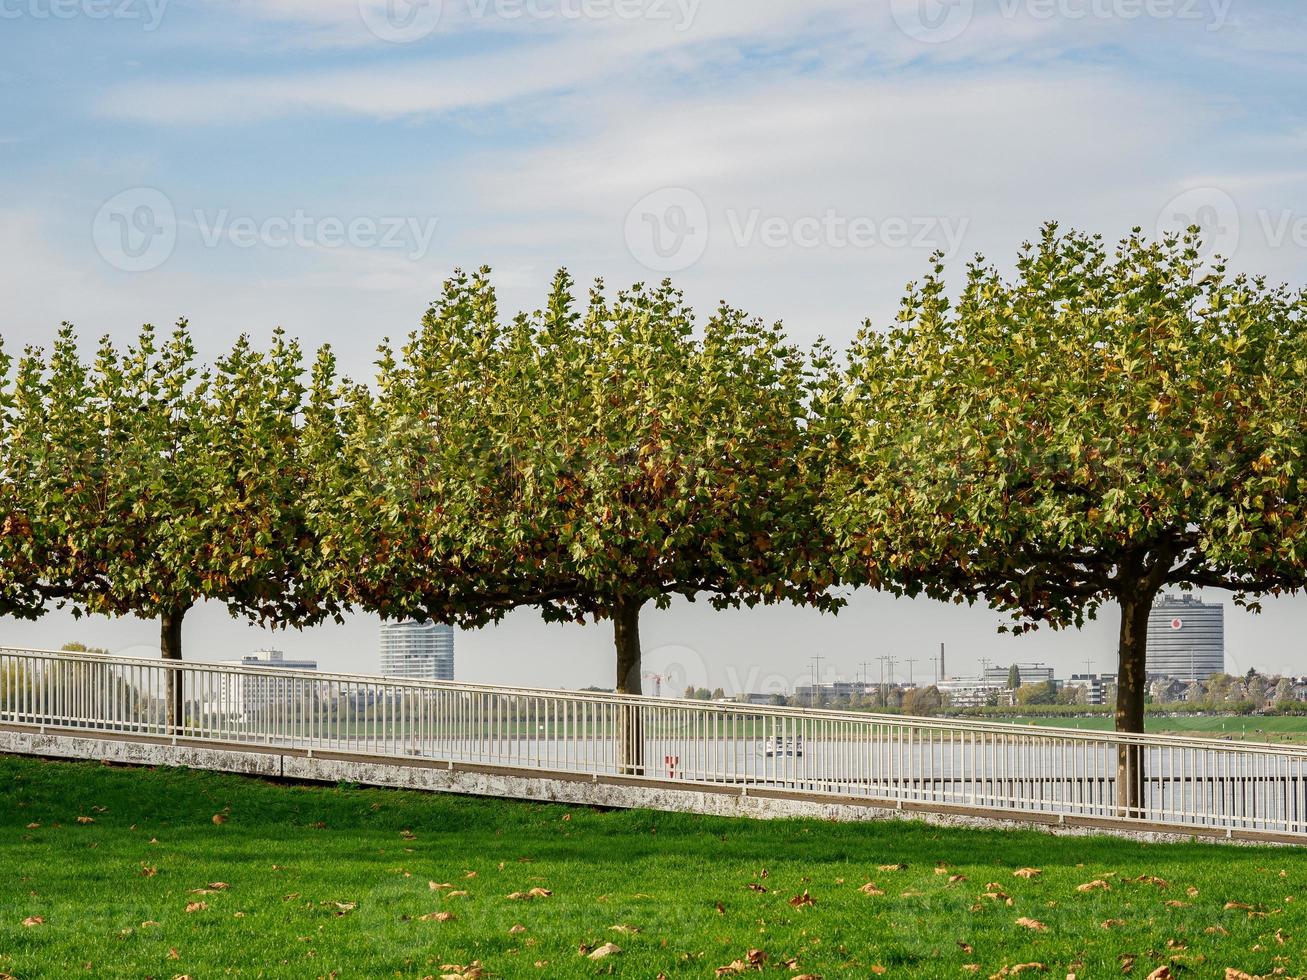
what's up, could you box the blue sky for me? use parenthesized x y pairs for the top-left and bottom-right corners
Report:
(2, 0), (1305, 687)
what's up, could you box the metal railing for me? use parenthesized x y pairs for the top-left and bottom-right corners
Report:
(2, 645), (1306, 838)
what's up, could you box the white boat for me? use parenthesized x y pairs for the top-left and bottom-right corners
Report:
(763, 736), (799, 757)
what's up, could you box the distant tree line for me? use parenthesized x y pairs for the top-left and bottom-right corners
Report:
(1, 225), (1305, 789)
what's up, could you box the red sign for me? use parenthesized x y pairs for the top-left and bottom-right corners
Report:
(1171, 618), (1183, 630)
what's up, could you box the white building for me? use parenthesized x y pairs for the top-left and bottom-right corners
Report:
(214, 649), (319, 720)
(380, 621), (455, 681)
(937, 677), (1003, 708)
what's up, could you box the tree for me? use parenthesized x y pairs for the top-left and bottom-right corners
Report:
(350, 269), (839, 772)
(10, 323), (337, 729)
(1016, 680), (1057, 706)
(822, 225), (1307, 811)
(901, 685), (942, 716)
(1006, 664), (1022, 690)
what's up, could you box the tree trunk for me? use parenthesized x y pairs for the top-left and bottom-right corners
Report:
(613, 598), (644, 775)
(161, 607), (187, 735)
(1114, 587), (1154, 817)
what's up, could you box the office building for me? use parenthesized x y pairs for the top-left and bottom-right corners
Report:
(379, 621), (456, 681)
(216, 649), (319, 719)
(982, 663), (1055, 688)
(1147, 594), (1224, 681)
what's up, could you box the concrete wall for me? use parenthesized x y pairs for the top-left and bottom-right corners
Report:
(1, 724), (1297, 848)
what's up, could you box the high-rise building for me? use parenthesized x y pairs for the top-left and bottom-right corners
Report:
(1147, 594), (1224, 681)
(379, 621), (455, 681)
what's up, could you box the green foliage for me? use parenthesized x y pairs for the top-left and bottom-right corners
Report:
(323, 269), (839, 689)
(822, 224), (1307, 731)
(3, 322), (338, 658)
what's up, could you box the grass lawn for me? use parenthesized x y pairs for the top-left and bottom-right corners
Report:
(2, 756), (1304, 978)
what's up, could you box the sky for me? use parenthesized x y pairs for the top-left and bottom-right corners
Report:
(1, 0), (1305, 691)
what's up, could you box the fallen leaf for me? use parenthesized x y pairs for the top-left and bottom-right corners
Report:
(184, 902), (207, 913)
(1076, 880), (1110, 893)
(609, 924), (640, 934)
(430, 882), (452, 891)
(139, 864), (158, 877)
(509, 924), (526, 934)
(1013, 868), (1042, 879)
(211, 814), (227, 825)
(1205, 925), (1229, 936)
(26, 822), (39, 829)
(419, 911), (455, 922)
(587, 943), (621, 960)
(207, 882), (229, 890)
(859, 883), (885, 896)
(1133, 875), (1169, 888)
(21, 916), (44, 927)
(788, 890), (816, 908)
(879, 863), (907, 871)
(76, 816), (94, 825)
(1145, 969), (1173, 980)
(527, 887), (552, 898)
(949, 875), (969, 885)
(1015, 917), (1048, 932)
(1101, 919), (1127, 929)
(746, 883), (768, 893)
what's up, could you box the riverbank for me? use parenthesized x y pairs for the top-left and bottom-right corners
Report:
(2, 756), (1302, 977)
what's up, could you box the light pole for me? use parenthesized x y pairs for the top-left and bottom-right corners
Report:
(809, 654), (824, 709)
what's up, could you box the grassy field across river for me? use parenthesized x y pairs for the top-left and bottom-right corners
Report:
(1, 755), (1304, 978)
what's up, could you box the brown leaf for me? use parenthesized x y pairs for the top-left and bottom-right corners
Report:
(76, 816), (95, 825)
(1076, 880), (1110, 893)
(139, 864), (158, 877)
(949, 875), (969, 885)
(1015, 917), (1048, 932)
(526, 887), (552, 898)
(958, 942), (974, 954)
(26, 822), (40, 829)
(788, 890), (816, 908)
(1013, 868), (1042, 879)
(859, 883), (885, 896)
(211, 814), (227, 825)
(609, 924), (640, 934)
(1204, 925), (1229, 936)
(509, 924), (526, 934)
(21, 916), (44, 927)
(714, 962), (747, 977)
(207, 882), (229, 890)
(1133, 875), (1169, 888)
(1101, 919), (1127, 929)
(1144, 969), (1173, 980)
(184, 902), (207, 913)
(430, 882), (452, 890)
(746, 883), (768, 893)
(419, 911), (455, 922)
(878, 863), (907, 871)
(587, 943), (621, 960)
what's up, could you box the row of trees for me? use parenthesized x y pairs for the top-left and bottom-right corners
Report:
(2, 225), (1305, 797)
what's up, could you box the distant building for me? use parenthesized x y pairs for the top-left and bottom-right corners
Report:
(982, 664), (1055, 689)
(937, 677), (1003, 708)
(1147, 594), (1224, 681)
(1064, 672), (1116, 706)
(380, 621), (455, 681)
(216, 649), (319, 720)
